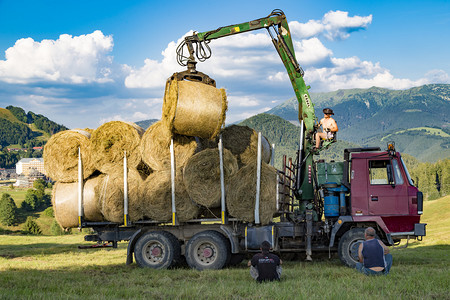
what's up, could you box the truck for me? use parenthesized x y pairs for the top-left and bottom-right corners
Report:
(81, 9), (426, 270)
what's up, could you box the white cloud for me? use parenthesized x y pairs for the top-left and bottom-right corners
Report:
(268, 72), (288, 82)
(290, 10), (372, 41)
(227, 95), (260, 107)
(124, 35), (187, 88)
(303, 56), (436, 91)
(0, 30), (113, 84)
(294, 38), (333, 66)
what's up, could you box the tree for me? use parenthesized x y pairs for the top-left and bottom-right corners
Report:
(21, 189), (39, 211)
(23, 216), (42, 235)
(0, 193), (17, 226)
(51, 220), (65, 235)
(33, 179), (46, 191)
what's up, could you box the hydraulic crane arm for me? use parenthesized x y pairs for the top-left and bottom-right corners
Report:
(176, 9), (316, 134)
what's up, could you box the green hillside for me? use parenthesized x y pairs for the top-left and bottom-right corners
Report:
(267, 84), (450, 162)
(0, 106), (68, 168)
(0, 108), (22, 124)
(238, 113), (359, 168)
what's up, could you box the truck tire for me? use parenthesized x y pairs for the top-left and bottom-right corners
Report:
(134, 231), (181, 269)
(185, 230), (231, 270)
(338, 228), (365, 268)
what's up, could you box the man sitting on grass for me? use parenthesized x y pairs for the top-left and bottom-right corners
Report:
(248, 241), (282, 282)
(356, 227), (393, 275)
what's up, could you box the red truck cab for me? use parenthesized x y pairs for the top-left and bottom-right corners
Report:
(346, 147), (426, 243)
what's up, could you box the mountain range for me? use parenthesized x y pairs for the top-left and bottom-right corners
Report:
(267, 84), (450, 162)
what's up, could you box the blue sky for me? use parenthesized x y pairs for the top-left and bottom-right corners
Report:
(0, 0), (449, 129)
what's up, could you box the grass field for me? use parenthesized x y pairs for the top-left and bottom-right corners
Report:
(0, 197), (449, 299)
(0, 187), (55, 235)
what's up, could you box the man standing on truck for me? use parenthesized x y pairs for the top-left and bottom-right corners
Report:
(356, 227), (393, 275)
(248, 241), (282, 282)
(315, 108), (338, 149)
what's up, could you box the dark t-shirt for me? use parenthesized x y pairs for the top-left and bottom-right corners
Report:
(251, 252), (281, 282)
(362, 239), (385, 269)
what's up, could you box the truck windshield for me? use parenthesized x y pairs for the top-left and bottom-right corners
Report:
(400, 157), (415, 186)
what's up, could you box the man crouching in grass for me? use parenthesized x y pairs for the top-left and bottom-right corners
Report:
(248, 241), (282, 282)
(356, 227), (393, 275)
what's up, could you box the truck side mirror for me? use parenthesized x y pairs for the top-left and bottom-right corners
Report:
(386, 164), (395, 187)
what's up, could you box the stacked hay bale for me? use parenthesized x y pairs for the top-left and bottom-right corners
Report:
(90, 121), (145, 223)
(181, 125), (277, 225)
(226, 162), (278, 225)
(46, 79), (278, 228)
(44, 129), (104, 228)
(46, 121), (148, 229)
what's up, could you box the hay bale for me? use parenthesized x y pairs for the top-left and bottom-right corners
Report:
(183, 148), (238, 208)
(90, 121), (144, 173)
(226, 162), (278, 225)
(221, 125), (272, 167)
(44, 129), (95, 182)
(162, 79), (227, 139)
(141, 170), (200, 222)
(52, 175), (105, 229)
(97, 169), (143, 223)
(74, 128), (95, 134)
(140, 121), (199, 171)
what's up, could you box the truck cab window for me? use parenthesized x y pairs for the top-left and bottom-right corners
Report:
(369, 160), (394, 185)
(400, 157), (415, 186)
(392, 160), (404, 185)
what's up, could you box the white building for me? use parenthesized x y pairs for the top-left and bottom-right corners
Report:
(16, 158), (45, 176)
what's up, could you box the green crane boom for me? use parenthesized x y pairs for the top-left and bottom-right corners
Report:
(176, 9), (318, 200)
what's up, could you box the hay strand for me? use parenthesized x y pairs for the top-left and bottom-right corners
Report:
(97, 169), (143, 222)
(44, 129), (94, 182)
(140, 121), (199, 171)
(226, 162), (278, 225)
(90, 121), (144, 173)
(52, 175), (105, 229)
(162, 79), (227, 139)
(183, 148), (238, 208)
(141, 170), (199, 222)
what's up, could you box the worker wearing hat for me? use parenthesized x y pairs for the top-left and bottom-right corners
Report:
(315, 108), (338, 149)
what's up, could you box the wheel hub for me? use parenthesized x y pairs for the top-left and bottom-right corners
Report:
(202, 247), (213, 258)
(151, 246), (162, 257)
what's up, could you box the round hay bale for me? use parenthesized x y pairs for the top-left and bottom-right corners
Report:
(44, 129), (95, 182)
(221, 125), (272, 167)
(90, 121), (144, 174)
(96, 169), (143, 223)
(74, 128), (95, 134)
(183, 148), (238, 208)
(52, 175), (105, 229)
(226, 162), (278, 225)
(141, 170), (200, 222)
(162, 79), (227, 139)
(140, 121), (199, 171)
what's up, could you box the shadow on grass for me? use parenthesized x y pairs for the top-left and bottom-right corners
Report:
(0, 241), (124, 259)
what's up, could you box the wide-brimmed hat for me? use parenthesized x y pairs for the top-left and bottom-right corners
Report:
(323, 108), (334, 115)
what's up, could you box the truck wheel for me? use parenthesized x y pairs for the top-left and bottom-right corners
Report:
(338, 228), (365, 268)
(134, 231), (180, 269)
(185, 230), (230, 270)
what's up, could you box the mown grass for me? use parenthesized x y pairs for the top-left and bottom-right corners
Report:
(0, 187), (55, 235)
(0, 197), (449, 299)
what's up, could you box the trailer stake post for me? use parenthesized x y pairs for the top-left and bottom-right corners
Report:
(170, 139), (178, 225)
(77, 147), (84, 228)
(123, 151), (130, 226)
